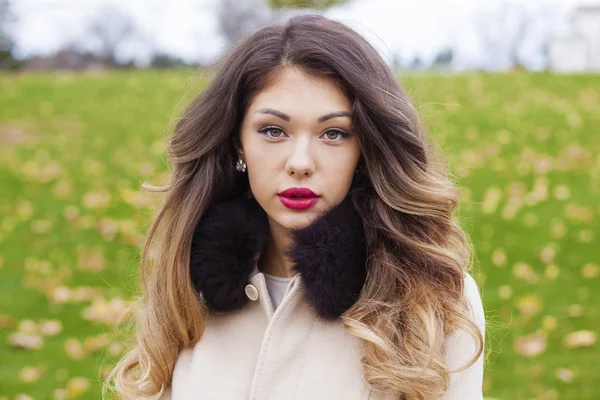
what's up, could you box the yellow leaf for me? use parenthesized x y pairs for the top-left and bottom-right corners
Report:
(581, 263), (598, 279)
(62, 206), (79, 221)
(514, 332), (547, 357)
(19, 366), (45, 383)
(482, 187), (502, 214)
(491, 248), (506, 267)
(66, 377), (90, 398)
(30, 219), (53, 234)
(512, 262), (539, 284)
(563, 330), (597, 349)
(577, 229), (594, 243)
(52, 180), (72, 198)
(550, 220), (567, 239)
(53, 388), (68, 400)
(76, 245), (105, 273)
(82, 190), (111, 209)
(83, 333), (109, 353)
(9, 332), (44, 350)
(39, 319), (63, 336)
(0, 314), (16, 329)
(497, 285), (512, 300)
(515, 294), (542, 318)
(539, 244), (556, 264)
(544, 263), (560, 280)
(18, 319), (38, 334)
(552, 185), (571, 201)
(15, 200), (34, 220)
(64, 338), (85, 360)
(542, 315), (557, 331)
(556, 367), (575, 383)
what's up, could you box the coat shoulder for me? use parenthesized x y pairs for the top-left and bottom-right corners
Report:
(462, 272), (485, 337)
(159, 346), (194, 399)
(441, 272), (486, 399)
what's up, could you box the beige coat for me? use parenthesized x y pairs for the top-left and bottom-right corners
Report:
(158, 266), (485, 400)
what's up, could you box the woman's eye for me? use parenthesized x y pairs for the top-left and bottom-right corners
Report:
(257, 126), (350, 141)
(258, 126), (285, 138)
(324, 129), (350, 141)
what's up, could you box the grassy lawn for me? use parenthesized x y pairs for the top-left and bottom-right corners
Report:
(0, 69), (598, 399)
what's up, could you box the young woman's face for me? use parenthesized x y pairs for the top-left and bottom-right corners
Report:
(238, 66), (361, 232)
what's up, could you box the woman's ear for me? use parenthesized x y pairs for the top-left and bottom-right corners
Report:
(234, 139), (244, 160)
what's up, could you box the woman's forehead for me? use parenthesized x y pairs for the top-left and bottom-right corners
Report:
(247, 68), (351, 116)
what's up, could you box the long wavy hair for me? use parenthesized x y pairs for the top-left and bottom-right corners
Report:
(104, 13), (484, 400)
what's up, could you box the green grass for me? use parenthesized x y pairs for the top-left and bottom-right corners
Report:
(1, 69), (598, 399)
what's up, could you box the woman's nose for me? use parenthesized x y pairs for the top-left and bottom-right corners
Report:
(285, 137), (315, 176)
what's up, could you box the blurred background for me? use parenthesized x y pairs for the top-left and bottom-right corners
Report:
(0, 0), (598, 399)
(1, 0), (600, 72)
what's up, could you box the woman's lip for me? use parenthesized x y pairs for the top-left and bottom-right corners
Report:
(279, 187), (318, 197)
(278, 195), (319, 210)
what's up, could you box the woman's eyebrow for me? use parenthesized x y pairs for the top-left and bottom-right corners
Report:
(254, 108), (351, 123)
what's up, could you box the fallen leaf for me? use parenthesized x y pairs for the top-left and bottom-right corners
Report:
(53, 388), (68, 400)
(491, 248), (507, 267)
(497, 285), (513, 299)
(581, 263), (598, 279)
(482, 187), (502, 214)
(18, 366), (45, 383)
(513, 262), (539, 283)
(9, 332), (44, 350)
(515, 294), (542, 318)
(82, 190), (111, 209)
(544, 263), (560, 280)
(563, 330), (597, 349)
(556, 367), (575, 383)
(514, 332), (547, 357)
(39, 319), (63, 336)
(0, 314), (16, 329)
(552, 185), (571, 201)
(66, 377), (90, 398)
(64, 338), (85, 360)
(539, 245), (556, 263)
(542, 315), (558, 331)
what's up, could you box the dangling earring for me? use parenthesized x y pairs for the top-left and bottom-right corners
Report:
(236, 157), (247, 172)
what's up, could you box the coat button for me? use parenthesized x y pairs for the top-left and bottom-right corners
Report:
(245, 284), (259, 301)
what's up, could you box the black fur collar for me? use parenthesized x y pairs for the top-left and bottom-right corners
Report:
(189, 192), (368, 320)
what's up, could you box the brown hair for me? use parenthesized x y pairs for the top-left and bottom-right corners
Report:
(104, 13), (484, 399)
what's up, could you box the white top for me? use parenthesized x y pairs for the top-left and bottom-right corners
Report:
(263, 273), (295, 310)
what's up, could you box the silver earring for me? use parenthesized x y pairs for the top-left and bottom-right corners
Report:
(236, 158), (247, 172)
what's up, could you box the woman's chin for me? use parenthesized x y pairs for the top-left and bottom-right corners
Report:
(271, 209), (321, 231)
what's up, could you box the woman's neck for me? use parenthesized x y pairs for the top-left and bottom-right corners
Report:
(257, 226), (297, 278)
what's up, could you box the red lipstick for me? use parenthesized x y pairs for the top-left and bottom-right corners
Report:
(278, 187), (320, 210)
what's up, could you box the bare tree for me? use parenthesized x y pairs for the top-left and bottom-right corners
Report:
(86, 3), (136, 65)
(432, 47), (454, 69)
(217, 0), (273, 47)
(0, 0), (17, 68)
(474, 1), (531, 70)
(0, 0), (13, 51)
(268, 0), (348, 9)
(216, 0), (352, 48)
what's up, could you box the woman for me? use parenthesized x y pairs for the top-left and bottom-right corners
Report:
(105, 13), (485, 400)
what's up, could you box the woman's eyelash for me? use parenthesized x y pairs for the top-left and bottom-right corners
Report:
(257, 126), (351, 140)
(257, 126), (285, 138)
